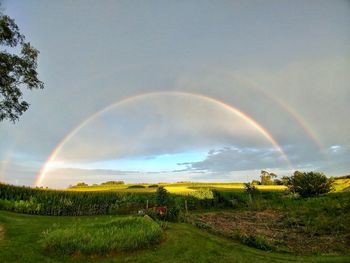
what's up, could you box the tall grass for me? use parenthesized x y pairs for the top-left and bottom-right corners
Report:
(41, 217), (163, 256)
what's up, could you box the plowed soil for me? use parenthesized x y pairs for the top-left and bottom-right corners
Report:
(193, 210), (350, 255)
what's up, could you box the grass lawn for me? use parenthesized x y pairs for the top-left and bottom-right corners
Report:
(0, 210), (349, 263)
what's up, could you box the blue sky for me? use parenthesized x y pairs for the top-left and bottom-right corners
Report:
(0, 0), (349, 188)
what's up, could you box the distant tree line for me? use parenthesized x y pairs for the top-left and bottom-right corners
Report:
(69, 181), (125, 188)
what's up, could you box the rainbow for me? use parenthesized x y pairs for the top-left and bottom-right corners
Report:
(70, 67), (324, 152)
(238, 76), (324, 153)
(35, 91), (292, 187)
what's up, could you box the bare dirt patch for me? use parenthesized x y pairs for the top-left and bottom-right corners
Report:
(191, 210), (349, 255)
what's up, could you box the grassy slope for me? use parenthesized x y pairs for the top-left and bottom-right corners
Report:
(0, 211), (349, 263)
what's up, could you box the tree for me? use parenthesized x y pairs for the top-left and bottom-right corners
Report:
(69, 182), (88, 188)
(285, 171), (334, 198)
(0, 9), (44, 122)
(260, 170), (272, 185)
(156, 186), (169, 206)
(251, 180), (261, 186)
(260, 170), (279, 185)
(281, 176), (290, 186)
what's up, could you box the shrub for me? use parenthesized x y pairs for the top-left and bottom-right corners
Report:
(286, 171), (334, 198)
(148, 184), (159, 188)
(165, 206), (180, 222)
(238, 234), (274, 251)
(244, 183), (259, 196)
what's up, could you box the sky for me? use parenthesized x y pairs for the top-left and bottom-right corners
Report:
(0, 0), (349, 188)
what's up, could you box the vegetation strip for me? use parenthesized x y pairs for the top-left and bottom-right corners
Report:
(41, 217), (163, 256)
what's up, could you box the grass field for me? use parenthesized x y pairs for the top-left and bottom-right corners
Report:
(0, 210), (349, 263)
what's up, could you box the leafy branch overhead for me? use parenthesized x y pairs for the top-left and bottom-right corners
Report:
(0, 12), (44, 122)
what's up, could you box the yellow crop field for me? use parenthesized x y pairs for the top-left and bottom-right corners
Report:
(67, 182), (289, 193)
(333, 178), (350, 192)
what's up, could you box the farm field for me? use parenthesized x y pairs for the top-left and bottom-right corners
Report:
(67, 178), (350, 194)
(0, 210), (349, 263)
(67, 182), (287, 194)
(334, 178), (350, 192)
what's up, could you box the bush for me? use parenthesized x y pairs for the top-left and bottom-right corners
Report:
(244, 183), (259, 196)
(127, 185), (146, 189)
(148, 184), (159, 188)
(165, 206), (180, 222)
(286, 171), (334, 198)
(238, 234), (274, 251)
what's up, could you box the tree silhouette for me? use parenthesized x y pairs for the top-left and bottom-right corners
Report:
(0, 8), (44, 122)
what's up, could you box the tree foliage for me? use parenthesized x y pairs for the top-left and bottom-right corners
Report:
(260, 170), (276, 185)
(286, 171), (334, 198)
(156, 186), (169, 206)
(0, 10), (44, 122)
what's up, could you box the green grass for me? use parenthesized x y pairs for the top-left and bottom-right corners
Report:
(42, 217), (163, 256)
(0, 210), (349, 262)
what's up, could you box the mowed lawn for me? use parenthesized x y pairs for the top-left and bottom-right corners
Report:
(0, 211), (349, 263)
